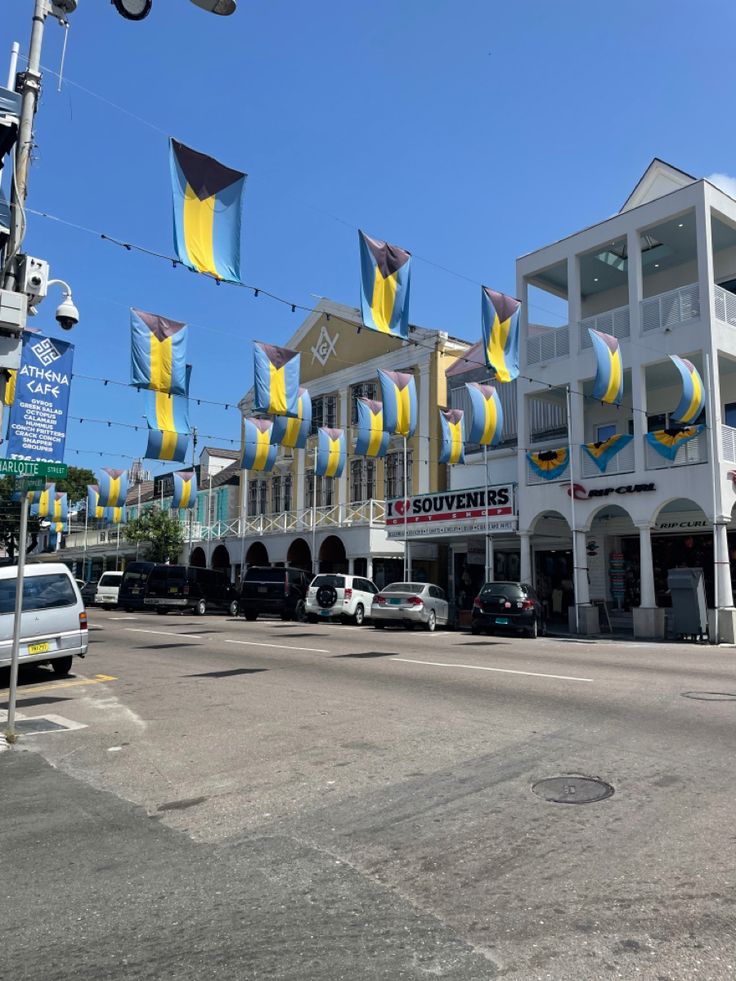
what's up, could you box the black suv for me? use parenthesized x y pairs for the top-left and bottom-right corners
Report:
(144, 565), (239, 616)
(471, 581), (546, 638)
(118, 561), (156, 612)
(238, 567), (311, 622)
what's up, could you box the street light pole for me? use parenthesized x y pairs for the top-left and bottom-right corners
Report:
(6, 493), (29, 741)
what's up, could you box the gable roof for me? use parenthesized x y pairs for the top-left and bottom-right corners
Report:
(620, 158), (696, 213)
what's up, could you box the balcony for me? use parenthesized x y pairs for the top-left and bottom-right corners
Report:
(643, 428), (708, 470)
(721, 424), (736, 463)
(526, 324), (570, 365)
(190, 498), (386, 540)
(714, 284), (736, 329)
(641, 283), (699, 333)
(526, 446), (570, 486)
(580, 304), (630, 349)
(579, 437), (635, 478)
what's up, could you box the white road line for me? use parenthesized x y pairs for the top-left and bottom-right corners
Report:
(225, 639), (329, 654)
(109, 616), (138, 620)
(391, 658), (594, 683)
(126, 628), (203, 640)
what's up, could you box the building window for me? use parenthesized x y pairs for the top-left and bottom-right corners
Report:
(272, 476), (282, 514)
(386, 451), (413, 499)
(248, 480), (257, 516)
(307, 471), (334, 508)
(350, 381), (377, 424)
(312, 394), (338, 434)
(597, 423), (617, 443)
(257, 480), (268, 515)
(350, 458), (376, 502)
(283, 474), (292, 511)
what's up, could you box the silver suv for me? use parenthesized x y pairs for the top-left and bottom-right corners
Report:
(306, 574), (378, 625)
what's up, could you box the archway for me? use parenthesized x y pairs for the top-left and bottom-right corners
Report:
(190, 546), (206, 568)
(245, 541), (269, 567)
(649, 498), (712, 605)
(211, 543), (230, 574)
(287, 537), (312, 572)
(318, 535), (347, 574)
(528, 509), (572, 623)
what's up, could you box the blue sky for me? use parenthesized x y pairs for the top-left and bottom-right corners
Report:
(4, 0), (736, 475)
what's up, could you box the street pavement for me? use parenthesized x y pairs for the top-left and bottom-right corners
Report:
(2, 609), (736, 979)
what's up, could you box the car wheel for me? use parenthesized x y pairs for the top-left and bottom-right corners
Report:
(353, 603), (365, 626)
(229, 600), (240, 617)
(194, 599), (207, 617)
(156, 608), (168, 615)
(527, 618), (538, 639)
(52, 656), (73, 677)
(294, 600), (306, 622)
(244, 612), (257, 622)
(425, 610), (437, 632)
(470, 623), (480, 635)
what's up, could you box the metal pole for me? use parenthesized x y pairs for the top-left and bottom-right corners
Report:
(312, 447), (317, 575)
(705, 352), (720, 644)
(82, 505), (88, 579)
(7, 41), (20, 89)
(566, 386), (580, 634)
(403, 435), (408, 580)
(6, 494), (29, 740)
(116, 522), (121, 571)
(208, 474), (214, 538)
(239, 471), (247, 578)
(484, 444), (492, 582)
(135, 482), (141, 560)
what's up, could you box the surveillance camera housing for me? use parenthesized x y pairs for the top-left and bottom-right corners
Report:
(55, 298), (79, 330)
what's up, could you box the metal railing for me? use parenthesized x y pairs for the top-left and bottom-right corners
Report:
(721, 424), (736, 463)
(641, 282), (700, 333)
(643, 428), (708, 470)
(526, 325), (570, 365)
(580, 304), (631, 348)
(579, 437), (635, 478)
(714, 284), (736, 328)
(526, 448), (571, 486)
(191, 499), (386, 540)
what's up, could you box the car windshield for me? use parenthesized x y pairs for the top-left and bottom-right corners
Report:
(480, 583), (524, 600)
(0, 573), (77, 615)
(98, 573), (123, 586)
(312, 575), (345, 588)
(383, 583), (425, 593)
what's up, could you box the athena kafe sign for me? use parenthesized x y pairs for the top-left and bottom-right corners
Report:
(387, 484), (517, 539)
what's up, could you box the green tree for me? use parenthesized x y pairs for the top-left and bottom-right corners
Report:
(0, 477), (41, 564)
(125, 507), (184, 563)
(55, 466), (96, 508)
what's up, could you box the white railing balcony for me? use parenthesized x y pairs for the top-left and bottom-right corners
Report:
(643, 429), (708, 470)
(579, 437), (635, 478)
(526, 325), (570, 365)
(714, 284), (736, 328)
(190, 499), (386, 541)
(580, 304), (630, 348)
(641, 283), (700, 333)
(721, 424), (736, 463)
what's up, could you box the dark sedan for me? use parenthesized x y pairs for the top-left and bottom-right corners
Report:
(471, 581), (545, 638)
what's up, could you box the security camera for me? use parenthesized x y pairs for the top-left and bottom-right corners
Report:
(55, 296), (79, 330)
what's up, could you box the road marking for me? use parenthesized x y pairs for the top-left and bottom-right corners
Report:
(126, 628), (203, 640)
(225, 639), (329, 654)
(391, 658), (594, 683)
(109, 616), (138, 620)
(0, 673), (118, 698)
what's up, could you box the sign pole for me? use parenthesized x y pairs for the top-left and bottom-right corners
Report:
(403, 435), (409, 580)
(116, 522), (121, 570)
(83, 506), (88, 580)
(484, 444), (492, 582)
(6, 494), (29, 742)
(239, 472), (248, 579)
(312, 446), (318, 575)
(566, 386), (580, 634)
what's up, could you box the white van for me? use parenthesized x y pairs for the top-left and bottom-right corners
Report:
(94, 570), (124, 609)
(0, 563), (89, 676)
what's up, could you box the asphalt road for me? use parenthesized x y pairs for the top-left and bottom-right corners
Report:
(2, 609), (736, 980)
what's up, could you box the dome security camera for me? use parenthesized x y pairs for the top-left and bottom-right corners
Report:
(55, 296), (79, 330)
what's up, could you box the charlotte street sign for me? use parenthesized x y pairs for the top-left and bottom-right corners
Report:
(0, 459), (68, 479)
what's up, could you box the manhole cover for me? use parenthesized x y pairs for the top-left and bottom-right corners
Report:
(532, 775), (614, 804)
(681, 691), (736, 701)
(13, 718), (68, 735)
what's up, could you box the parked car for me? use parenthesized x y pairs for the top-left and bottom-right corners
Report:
(94, 570), (124, 609)
(118, 561), (156, 612)
(144, 565), (238, 616)
(306, 574), (378, 625)
(79, 580), (98, 606)
(471, 581), (545, 638)
(372, 582), (450, 631)
(238, 567), (311, 622)
(0, 563), (88, 676)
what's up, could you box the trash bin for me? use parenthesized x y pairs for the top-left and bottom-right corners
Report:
(666, 568), (708, 642)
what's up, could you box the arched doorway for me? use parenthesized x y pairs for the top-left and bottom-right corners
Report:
(211, 543), (230, 575)
(287, 537), (311, 571)
(190, 546), (206, 568)
(318, 535), (347, 574)
(650, 498), (712, 605)
(246, 541), (269, 567)
(529, 509), (572, 623)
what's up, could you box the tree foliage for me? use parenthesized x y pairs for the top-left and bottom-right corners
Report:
(0, 477), (41, 564)
(125, 507), (184, 563)
(55, 466), (96, 508)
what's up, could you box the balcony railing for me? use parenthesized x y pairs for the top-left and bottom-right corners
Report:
(580, 304), (630, 349)
(714, 284), (736, 328)
(644, 429), (708, 470)
(579, 437), (635, 478)
(721, 424), (736, 463)
(192, 498), (386, 540)
(641, 283), (699, 333)
(526, 447), (570, 486)
(526, 325), (569, 365)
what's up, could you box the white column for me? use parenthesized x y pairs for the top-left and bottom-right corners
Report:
(418, 359), (431, 493)
(338, 389), (348, 507)
(519, 531), (532, 584)
(637, 523), (656, 608)
(573, 530), (590, 605)
(714, 521), (733, 609)
(366, 556), (373, 581)
(567, 253), (582, 354)
(627, 229), (647, 473)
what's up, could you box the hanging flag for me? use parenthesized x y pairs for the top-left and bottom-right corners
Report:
(355, 398), (390, 458)
(97, 468), (129, 508)
(130, 308), (188, 396)
(378, 368), (417, 438)
(105, 506), (126, 525)
(669, 355), (705, 424)
(253, 342), (301, 417)
(3, 369), (16, 406)
(271, 387), (311, 450)
(49, 521), (65, 536)
(145, 365), (191, 463)
(465, 382), (503, 446)
(169, 138), (246, 284)
(481, 287), (520, 383)
(589, 328), (623, 405)
(582, 433), (634, 473)
(51, 492), (68, 523)
(29, 483), (55, 517)
(241, 417), (278, 472)
(87, 485), (105, 520)
(358, 230), (412, 340)
(439, 409), (465, 465)
(645, 426), (705, 461)
(171, 470), (198, 510)
(316, 427), (346, 478)
(527, 447), (570, 480)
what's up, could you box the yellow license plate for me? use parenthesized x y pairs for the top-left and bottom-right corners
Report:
(28, 642), (50, 655)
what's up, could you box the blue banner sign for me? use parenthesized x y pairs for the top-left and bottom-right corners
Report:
(6, 333), (74, 462)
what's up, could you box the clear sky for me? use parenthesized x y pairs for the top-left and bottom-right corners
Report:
(4, 0), (736, 476)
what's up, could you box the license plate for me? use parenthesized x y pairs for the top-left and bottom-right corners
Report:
(258, 586), (267, 594)
(320, 610), (331, 616)
(169, 586), (179, 594)
(495, 617), (509, 626)
(131, 587), (140, 594)
(390, 598), (402, 605)
(28, 642), (50, 655)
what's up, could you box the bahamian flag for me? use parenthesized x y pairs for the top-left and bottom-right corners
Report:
(358, 230), (411, 340)
(482, 287), (521, 383)
(242, 418), (278, 472)
(271, 387), (311, 450)
(172, 470), (197, 510)
(355, 398), (390, 458)
(589, 328), (623, 405)
(87, 485), (105, 520)
(646, 425), (704, 461)
(669, 355), (705, 424)
(29, 483), (55, 517)
(51, 492), (68, 523)
(466, 382), (503, 446)
(105, 506), (126, 525)
(130, 308), (188, 396)
(253, 342), (301, 417)
(3, 369), (15, 406)
(97, 468), (129, 508)
(439, 409), (465, 465)
(145, 365), (191, 463)
(378, 368), (417, 438)
(582, 433), (633, 473)
(527, 447), (570, 480)
(169, 139), (246, 284)
(316, 427), (346, 478)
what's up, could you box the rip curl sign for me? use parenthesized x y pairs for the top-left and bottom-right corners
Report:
(386, 484), (516, 539)
(564, 481), (656, 500)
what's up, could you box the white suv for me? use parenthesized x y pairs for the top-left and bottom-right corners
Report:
(306, 574), (378, 625)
